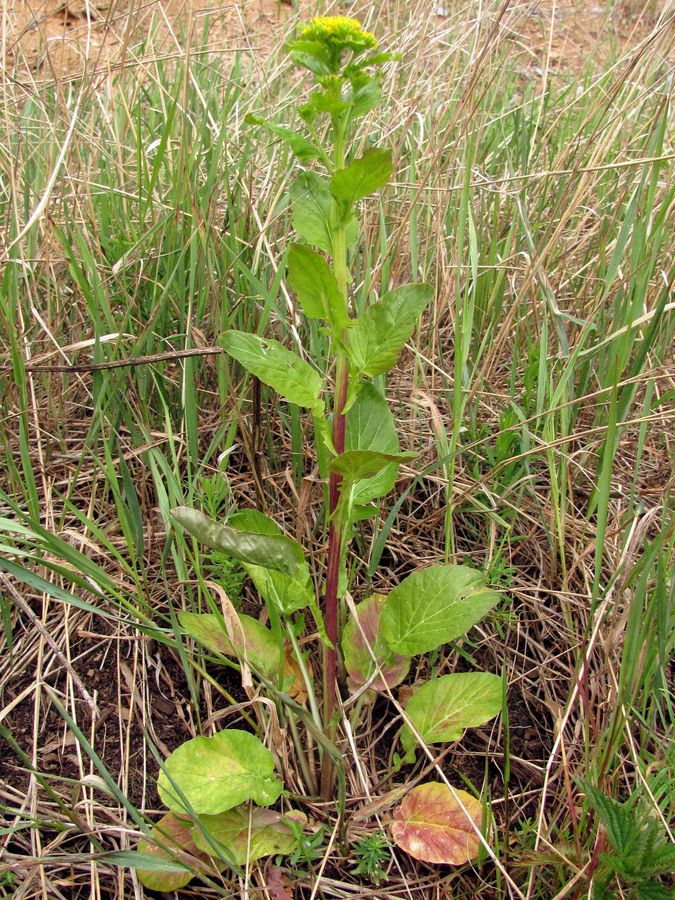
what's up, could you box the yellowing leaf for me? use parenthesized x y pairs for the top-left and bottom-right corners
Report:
(157, 730), (282, 816)
(178, 612), (282, 678)
(136, 812), (212, 891)
(342, 594), (410, 692)
(194, 804), (304, 865)
(391, 783), (484, 865)
(400, 672), (503, 758)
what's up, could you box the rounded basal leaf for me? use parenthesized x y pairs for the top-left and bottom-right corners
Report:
(178, 612), (282, 677)
(194, 805), (305, 865)
(137, 812), (211, 891)
(342, 594), (410, 692)
(391, 783), (484, 865)
(157, 730), (282, 816)
(381, 565), (500, 657)
(400, 672), (503, 757)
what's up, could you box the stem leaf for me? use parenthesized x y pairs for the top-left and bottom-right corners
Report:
(329, 449), (416, 481)
(287, 244), (349, 331)
(348, 284), (434, 377)
(221, 330), (323, 412)
(330, 148), (393, 207)
(172, 506), (303, 576)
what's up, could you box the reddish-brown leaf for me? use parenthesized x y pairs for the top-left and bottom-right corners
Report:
(136, 812), (212, 891)
(342, 594), (410, 692)
(391, 782), (484, 865)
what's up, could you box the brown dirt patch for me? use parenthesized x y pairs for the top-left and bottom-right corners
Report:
(3, 0), (670, 82)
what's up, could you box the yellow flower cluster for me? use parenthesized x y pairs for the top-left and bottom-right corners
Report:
(298, 16), (378, 52)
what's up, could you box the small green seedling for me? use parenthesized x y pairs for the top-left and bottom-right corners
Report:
(135, 17), (504, 889)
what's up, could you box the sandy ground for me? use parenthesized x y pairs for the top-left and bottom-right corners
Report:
(2, 0), (669, 82)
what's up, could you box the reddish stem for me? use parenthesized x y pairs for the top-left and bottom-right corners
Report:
(320, 357), (348, 798)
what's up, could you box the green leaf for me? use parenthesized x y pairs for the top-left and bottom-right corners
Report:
(348, 284), (434, 377)
(244, 115), (326, 164)
(344, 383), (400, 504)
(349, 74), (382, 118)
(342, 594), (410, 692)
(228, 509), (315, 615)
(330, 450), (416, 482)
(194, 805), (304, 864)
(178, 612), (281, 677)
(287, 244), (349, 331)
(157, 730), (282, 816)
(136, 812), (211, 891)
(381, 565), (500, 656)
(172, 506), (303, 576)
(221, 331), (323, 412)
(290, 172), (358, 254)
(401, 673), (503, 757)
(330, 149), (393, 208)
(290, 171), (334, 254)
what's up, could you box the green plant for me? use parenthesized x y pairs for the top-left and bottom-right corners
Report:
(351, 831), (391, 885)
(582, 783), (675, 899)
(132, 16), (504, 889)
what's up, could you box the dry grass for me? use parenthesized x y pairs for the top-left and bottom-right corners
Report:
(0, 0), (673, 897)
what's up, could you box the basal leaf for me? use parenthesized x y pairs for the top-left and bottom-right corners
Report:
(221, 331), (323, 412)
(172, 506), (303, 576)
(391, 783), (484, 865)
(329, 450), (416, 482)
(330, 148), (393, 207)
(344, 383), (400, 504)
(178, 612), (282, 677)
(228, 510), (315, 615)
(348, 284), (434, 377)
(342, 594), (410, 692)
(401, 672), (503, 757)
(137, 813), (210, 891)
(157, 730), (282, 816)
(380, 564), (500, 656)
(287, 244), (349, 331)
(194, 805), (304, 865)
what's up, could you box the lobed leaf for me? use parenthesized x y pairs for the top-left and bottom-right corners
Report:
(380, 564), (500, 656)
(348, 283), (434, 377)
(221, 331), (323, 412)
(157, 730), (282, 816)
(391, 782), (484, 865)
(400, 672), (503, 757)
(172, 506), (303, 576)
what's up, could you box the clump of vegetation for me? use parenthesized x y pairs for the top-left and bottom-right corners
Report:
(136, 17), (504, 888)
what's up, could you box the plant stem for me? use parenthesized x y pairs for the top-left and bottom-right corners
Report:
(321, 115), (349, 800)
